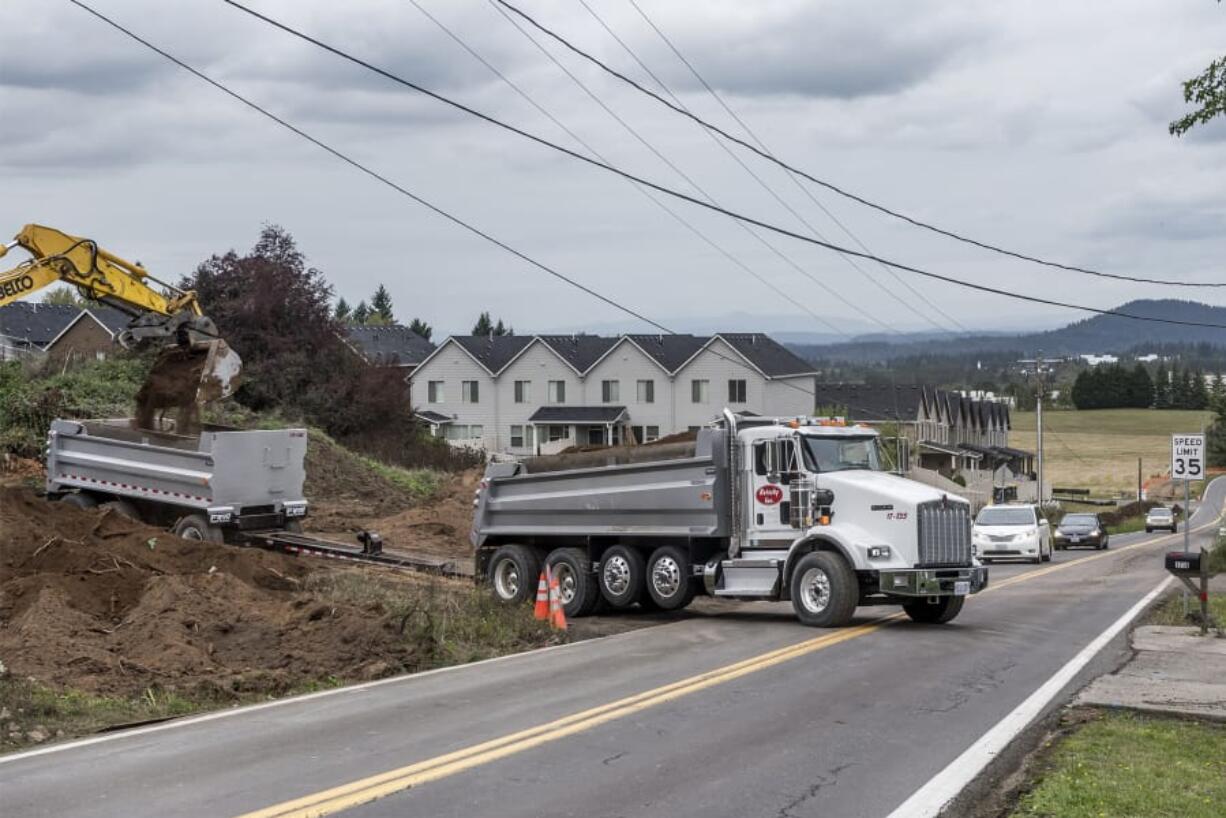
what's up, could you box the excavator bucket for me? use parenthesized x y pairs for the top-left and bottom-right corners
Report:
(134, 340), (243, 433)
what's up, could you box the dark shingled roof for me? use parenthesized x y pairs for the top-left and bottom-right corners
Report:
(814, 383), (928, 421)
(347, 325), (435, 366)
(414, 409), (453, 424)
(536, 335), (619, 373)
(0, 303), (130, 348)
(528, 406), (628, 423)
(452, 335), (534, 373)
(718, 333), (817, 377)
(625, 334), (707, 372)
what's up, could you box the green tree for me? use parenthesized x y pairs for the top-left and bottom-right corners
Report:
(1153, 364), (1171, 409)
(472, 311), (493, 336)
(408, 317), (433, 341)
(1170, 0), (1225, 138)
(1128, 363), (1154, 408)
(1207, 399), (1226, 467)
(370, 284), (394, 323)
(41, 286), (94, 307)
(352, 300), (370, 325)
(334, 297), (352, 323)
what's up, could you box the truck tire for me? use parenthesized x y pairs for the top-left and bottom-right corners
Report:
(172, 513), (224, 544)
(487, 544), (541, 605)
(599, 545), (646, 608)
(59, 492), (97, 510)
(645, 545), (696, 611)
(903, 595), (964, 624)
(789, 551), (857, 628)
(100, 499), (141, 522)
(546, 547), (601, 618)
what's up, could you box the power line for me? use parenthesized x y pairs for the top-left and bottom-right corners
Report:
(495, 0), (1226, 291)
(483, 0), (899, 337)
(578, 0), (964, 336)
(215, 0), (1226, 331)
(63, 0), (668, 336)
(66, 0), (899, 423)
(403, 0), (846, 337)
(615, 0), (971, 333)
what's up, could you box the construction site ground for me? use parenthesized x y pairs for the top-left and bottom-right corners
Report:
(0, 445), (678, 753)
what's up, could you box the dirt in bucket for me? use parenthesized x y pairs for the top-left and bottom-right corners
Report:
(133, 347), (207, 434)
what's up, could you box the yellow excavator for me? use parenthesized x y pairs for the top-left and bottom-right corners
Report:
(0, 224), (241, 415)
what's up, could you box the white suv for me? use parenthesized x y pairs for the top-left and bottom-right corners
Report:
(973, 504), (1052, 564)
(1145, 506), (1178, 533)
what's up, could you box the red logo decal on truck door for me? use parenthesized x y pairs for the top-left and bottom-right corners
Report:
(756, 485), (783, 505)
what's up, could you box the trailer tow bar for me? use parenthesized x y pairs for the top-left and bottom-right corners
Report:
(243, 530), (465, 577)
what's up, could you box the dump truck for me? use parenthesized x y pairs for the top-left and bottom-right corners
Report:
(473, 411), (988, 627)
(46, 418), (308, 541)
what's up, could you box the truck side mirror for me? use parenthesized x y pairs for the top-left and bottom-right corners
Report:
(813, 488), (835, 507)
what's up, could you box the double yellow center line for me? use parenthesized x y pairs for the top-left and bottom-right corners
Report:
(239, 508), (1220, 817)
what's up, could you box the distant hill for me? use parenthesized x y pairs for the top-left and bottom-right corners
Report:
(789, 299), (1226, 363)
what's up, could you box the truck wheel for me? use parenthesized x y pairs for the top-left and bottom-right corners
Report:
(646, 546), (696, 611)
(903, 595), (965, 624)
(487, 544), (541, 605)
(59, 492), (97, 510)
(599, 545), (645, 608)
(172, 513), (224, 544)
(100, 499), (141, 522)
(546, 547), (600, 618)
(789, 551), (857, 628)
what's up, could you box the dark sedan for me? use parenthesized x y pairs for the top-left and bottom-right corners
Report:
(1054, 513), (1109, 550)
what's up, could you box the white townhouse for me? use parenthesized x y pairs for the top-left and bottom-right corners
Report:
(410, 332), (818, 455)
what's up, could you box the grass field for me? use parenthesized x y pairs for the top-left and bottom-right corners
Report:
(1012, 711), (1226, 818)
(1011, 409), (1213, 495)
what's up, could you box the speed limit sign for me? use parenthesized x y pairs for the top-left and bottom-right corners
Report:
(1171, 433), (1205, 481)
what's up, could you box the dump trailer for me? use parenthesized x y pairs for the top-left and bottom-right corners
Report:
(45, 418), (308, 541)
(473, 411), (988, 627)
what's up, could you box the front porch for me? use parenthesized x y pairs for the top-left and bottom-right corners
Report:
(528, 406), (630, 455)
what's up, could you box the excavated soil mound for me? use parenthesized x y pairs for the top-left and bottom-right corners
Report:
(0, 488), (430, 697)
(303, 432), (417, 527)
(337, 469), (482, 563)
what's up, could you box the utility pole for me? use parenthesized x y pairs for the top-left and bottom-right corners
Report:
(1018, 353), (1062, 507)
(1137, 457), (1142, 503)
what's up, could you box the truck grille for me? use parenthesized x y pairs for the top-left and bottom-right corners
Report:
(916, 500), (972, 567)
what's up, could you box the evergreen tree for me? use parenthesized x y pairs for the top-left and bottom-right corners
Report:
(1153, 364), (1170, 409)
(408, 317), (433, 341)
(1210, 373), (1226, 410)
(370, 284), (394, 323)
(1207, 398), (1226, 468)
(472, 311), (494, 336)
(1129, 363), (1154, 408)
(1192, 370), (1210, 410)
(352, 300), (370, 325)
(334, 297), (352, 323)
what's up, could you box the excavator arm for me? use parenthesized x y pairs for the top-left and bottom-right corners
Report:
(0, 224), (240, 403)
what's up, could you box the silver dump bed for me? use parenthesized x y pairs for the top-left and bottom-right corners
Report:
(46, 419), (307, 514)
(471, 428), (730, 546)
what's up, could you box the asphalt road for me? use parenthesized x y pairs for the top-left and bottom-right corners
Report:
(3, 482), (1222, 818)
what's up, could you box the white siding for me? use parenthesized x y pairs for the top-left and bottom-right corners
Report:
(408, 341), (498, 450)
(496, 340), (583, 454)
(672, 338), (771, 430)
(581, 340), (674, 435)
(763, 375), (816, 418)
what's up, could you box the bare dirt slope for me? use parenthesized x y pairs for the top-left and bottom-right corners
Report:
(0, 488), (458, 698)
(343, 469), (482, 562)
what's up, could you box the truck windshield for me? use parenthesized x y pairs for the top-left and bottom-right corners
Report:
(800, 435), (882, 473)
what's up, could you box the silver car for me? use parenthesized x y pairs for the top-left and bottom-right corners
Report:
(973, 504), (1053, 564)
(1145, 506), (1177, 533)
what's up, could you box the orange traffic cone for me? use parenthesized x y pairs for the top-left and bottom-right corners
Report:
(547, 566), (568, 631)
(533, 570), (550, 621)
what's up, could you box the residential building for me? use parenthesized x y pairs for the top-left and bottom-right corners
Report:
(0, 302), (128, 362)
(343, 324), (435, 374)
(410, 332), (817, 454)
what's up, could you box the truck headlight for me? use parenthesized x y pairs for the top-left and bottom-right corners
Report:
(867, 546), (891, 560)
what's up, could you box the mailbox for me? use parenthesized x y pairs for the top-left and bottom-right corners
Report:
(1165, 551), (1202, 576)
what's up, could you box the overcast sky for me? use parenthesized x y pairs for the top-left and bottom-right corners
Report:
(3, 0), (1224, 340)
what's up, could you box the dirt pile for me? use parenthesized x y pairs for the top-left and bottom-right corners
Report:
(0, 488), (440, 698)
(303, 431), (420, 527)
(329, 469), (482, 563)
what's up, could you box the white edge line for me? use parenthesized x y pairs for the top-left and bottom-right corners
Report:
(885, 573), (1175, 818)
(0, 615), (694, 766)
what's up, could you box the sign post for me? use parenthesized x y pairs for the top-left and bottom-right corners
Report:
(1171, 433), (1206, 633)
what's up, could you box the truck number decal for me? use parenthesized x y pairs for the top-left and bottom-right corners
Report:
(886, 512), (908, 521)
(755, 485), (783, 505)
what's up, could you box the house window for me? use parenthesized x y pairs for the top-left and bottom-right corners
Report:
(601, 379), (620, 403)
(636, 379), (654, 403)
(548, 380), (566, 404)
(645, 425), (659, 442)
(514, 380), (531, 403)
(547, 424), (568, 442)
(427, 381), (443, 403)
(470, 424), (483, 440)
(461, 380), (479, 403)
(445, 424), (480, 441)
(510, 425), (533, 449)
(728, 379), (747, 403)
(691, 379), (709, 403)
